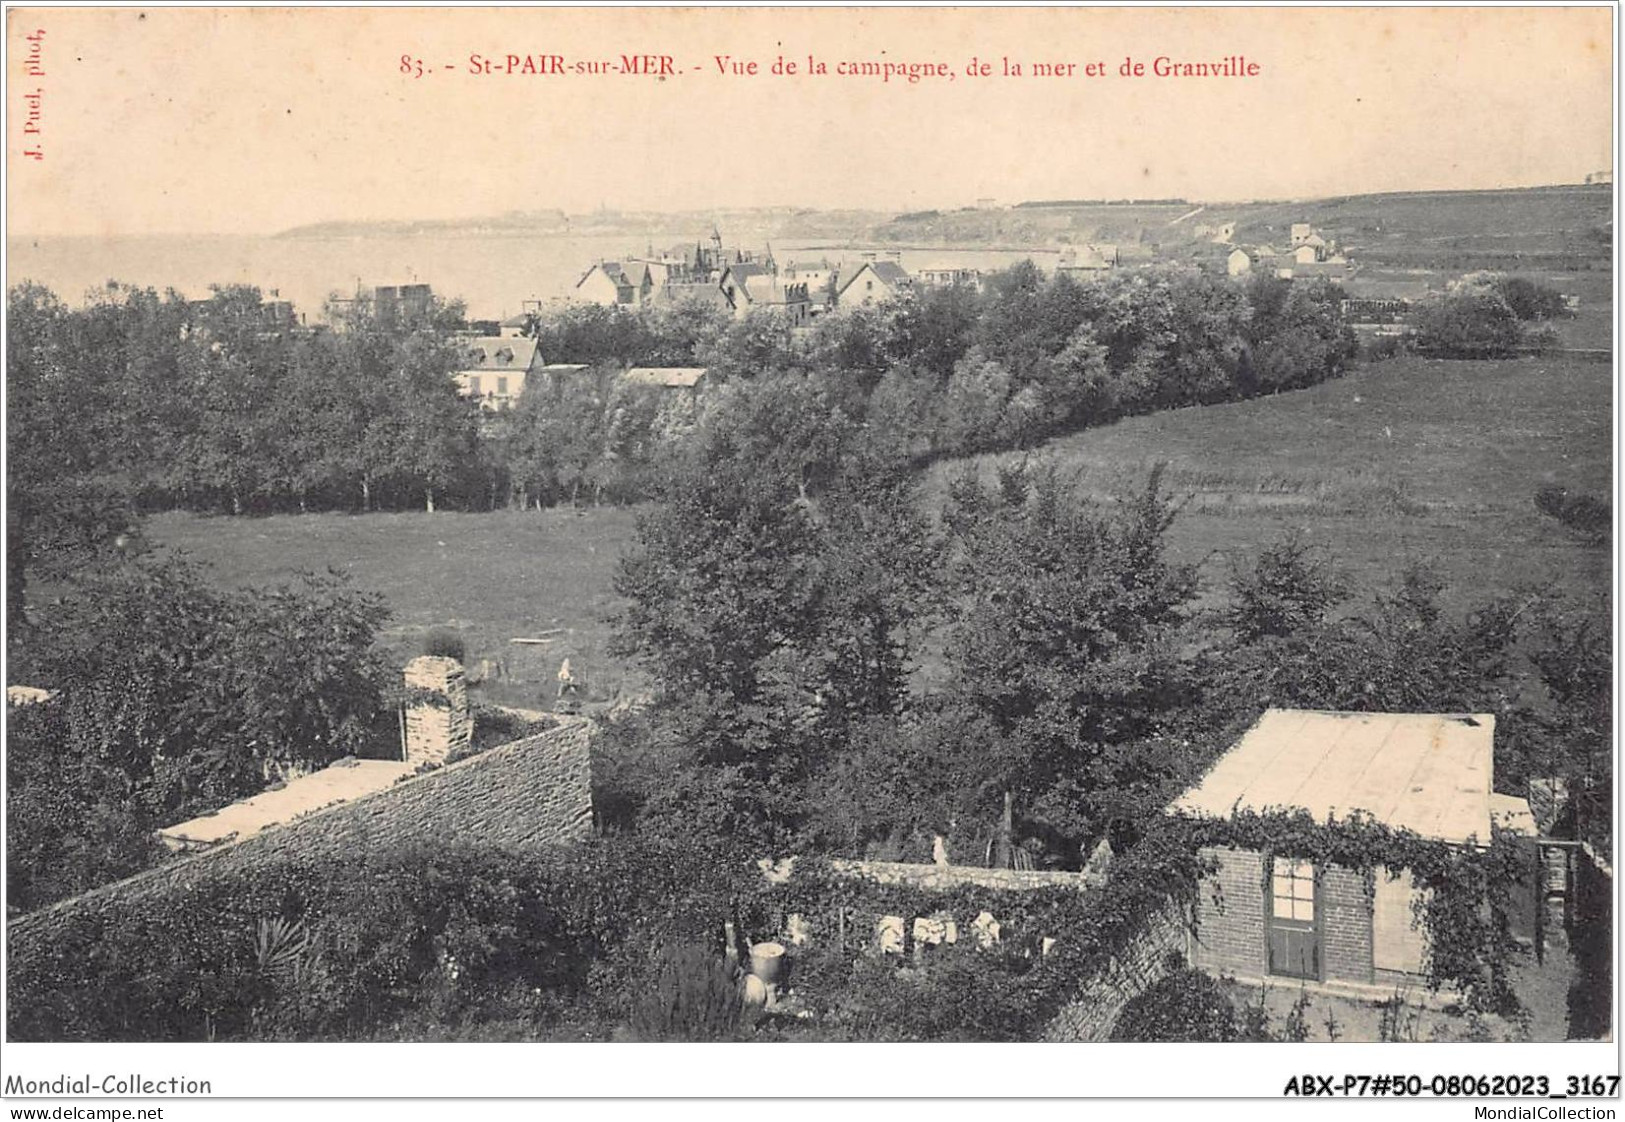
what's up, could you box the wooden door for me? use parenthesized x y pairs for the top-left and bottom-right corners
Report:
(1268, 856), (1320, 980)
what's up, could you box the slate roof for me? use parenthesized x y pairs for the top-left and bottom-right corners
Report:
(456, 336), (538, 373)
(1170, 709), (1506, 845)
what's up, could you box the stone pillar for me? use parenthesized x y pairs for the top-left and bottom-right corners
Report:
(403, 655), (473, 768)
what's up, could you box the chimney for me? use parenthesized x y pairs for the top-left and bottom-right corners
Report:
(402, 655), (474, 767)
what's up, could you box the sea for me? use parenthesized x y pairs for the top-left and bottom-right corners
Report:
(6, 232), (1063, 322)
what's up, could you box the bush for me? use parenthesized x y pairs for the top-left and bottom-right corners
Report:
(1413, 292), (1522, 358)
(628, 944), (745, 1042)
(1493, 277), (1569, 321)
(1534, 485), (1610, 543)
(7, 834), (762, 1042)
(1109, 962), (1238, 1041)
(421, 627), (467, 662)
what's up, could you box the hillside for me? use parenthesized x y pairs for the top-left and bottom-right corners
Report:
(869, 184), (1614, 272)
(929, 353), (1612, 616)
(1227, 185), (1613, 271)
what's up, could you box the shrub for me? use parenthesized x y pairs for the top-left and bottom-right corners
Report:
(1109, 963), (1238, 1041)
(1493, 277), (1569, 321)
(1534, 485), (1610, 543)
(1413, 292), (1522, 358)
(628, 944), (744, 1042)
(421, 627), (467, 662)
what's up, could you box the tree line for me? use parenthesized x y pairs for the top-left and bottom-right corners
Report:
(598, 415), (1611, 876)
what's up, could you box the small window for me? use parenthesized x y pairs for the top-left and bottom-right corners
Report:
(496, 376), (508, 394)
(866, 280), (874, 291)
(1272, 857), (1315, 922)
(466, 376), (480, 395)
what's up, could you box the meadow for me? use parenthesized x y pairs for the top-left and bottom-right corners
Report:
(147, 505), (644, 710)
(149, 350), (1612, 703)
(932, 353), (1612, 616)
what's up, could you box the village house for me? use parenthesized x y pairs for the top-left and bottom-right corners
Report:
(1055, 244), (1118, 276)
(837, 260), (914, 307)
(914, 264), (983, 289)
(372, 284), (436, 323)
(624, 366), (708, 392)
(1170, 709), (1536, 993)
(781, 261), (841, 313)
(574, 261), (639, 306)
(453, 335), (541, 410)
(718, 262), (812, 325)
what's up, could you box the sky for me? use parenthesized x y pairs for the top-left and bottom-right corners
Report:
(5, 6), (1615, 237)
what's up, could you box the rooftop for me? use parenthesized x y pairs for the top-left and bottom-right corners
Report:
(1170, 708), (1504, 845)
(456, 336), (538, 372)
(625, 366), (707, 388)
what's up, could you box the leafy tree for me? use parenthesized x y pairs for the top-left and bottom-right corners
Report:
(1224, 534), (1348, 642)
(1414, 291), (1522, 357)
(698, 307), (802, 382)
(612, 451), (823, 706)
(1244, 276), (1357, 393)
(941, 464), (1199, 856)
(883, 283), (980, 379)
(6, 283), (140, 630)
(8, 558), (391, 910)
(936, 349), (1014, 455)
(1492, 276), (1568, 321)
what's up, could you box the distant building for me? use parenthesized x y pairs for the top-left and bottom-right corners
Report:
(1056, 244), (1117, 275)
(719, 264), (811, 325)
(624, 366), (708, 391)
(656, 281), (732, 311)
(915, 264), (982, 289)
(1340, 278), (1429, 331)
(373, 284), (436, 323)
(1227, 247), (1253, 277)
(574, 262), (638, 306)
(453, 335), (541, 410)
(836, 260), (914, 307)
(782, 261), (841, 312)
(499, 314), (532, 339)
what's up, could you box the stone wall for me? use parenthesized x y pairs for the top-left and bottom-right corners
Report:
(1042, 900), (1190, 1042)
(9, 720), (594, 943)
(830, 859), (1102, 893)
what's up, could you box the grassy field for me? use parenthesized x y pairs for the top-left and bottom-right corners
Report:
(147, 506), (643, 710)
(148, 351), (1611, 701)
(927, 353), (1612, 618)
